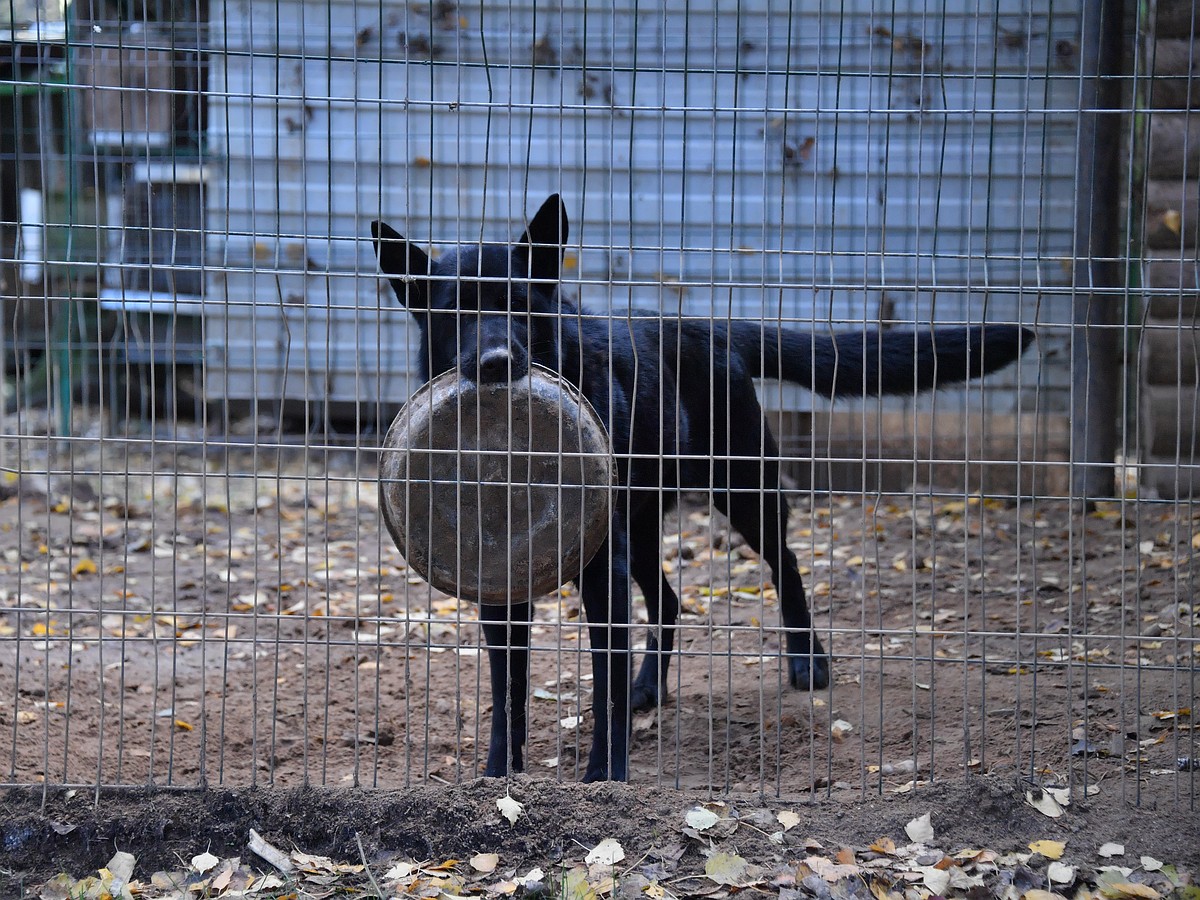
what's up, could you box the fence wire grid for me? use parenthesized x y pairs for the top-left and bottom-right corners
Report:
(0, 0), (1197, 808)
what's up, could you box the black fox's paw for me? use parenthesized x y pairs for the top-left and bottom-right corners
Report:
(632, 655), (670, 711)
(484, 749), (524, 777)
(582, 761), (629, 783)
(631, 672), (667, 712)
(631, 683), (658, 712)
(789, 654), (831, 691)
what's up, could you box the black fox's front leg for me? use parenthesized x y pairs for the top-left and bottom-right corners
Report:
(480, 601), (532, 776)
(629, 536), (680, 711)
(579, 534), (632, 782)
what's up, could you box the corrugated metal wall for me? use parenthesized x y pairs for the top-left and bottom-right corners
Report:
(204, 0), (1075, 413)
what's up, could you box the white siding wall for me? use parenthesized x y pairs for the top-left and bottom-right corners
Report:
(205, 0), (1076, 411)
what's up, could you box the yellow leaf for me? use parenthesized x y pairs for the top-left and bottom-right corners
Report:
(1151, 708), (1190, 719)
(1029, 840), (1066, 860)
(1100, 884), (1160, 900)
(869, 837), (896, 855)
(706, 852), (751, 886)
(174, 719), (194, 731)
(72, 558), (97, 576)
(1162, 209), (1182, 235)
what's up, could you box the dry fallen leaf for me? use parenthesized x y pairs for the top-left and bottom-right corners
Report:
(685, 806), (720, 831)
(470, 852), (499, 874)
(585, 838), (625, 867)
(384, 861), (417, 881)
(1030, 840), (1066, 860)
(805, 855), (860, 882)
(1026, 790), (1065, 818)
(920, 867), (950, 895)
(518, 866), (544, 888)
(1098, 843), (1126, 859)
(1023, 890), (1070, 900)
(191, 851), (220, 874)
(497, 794), (523, 825)
(210, 867), (234, 892)
(705, 851), (750, 886)
(106, 851), (136, 885)
(1100, 883), (1161, 900)
(1048, 862), (1076, 884)
(776, 810), (801, 832)
(251, 873), (285, 892)
(905, 812), (935, 843)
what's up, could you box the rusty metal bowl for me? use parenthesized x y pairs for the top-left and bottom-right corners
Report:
(379, 365), (615, 606)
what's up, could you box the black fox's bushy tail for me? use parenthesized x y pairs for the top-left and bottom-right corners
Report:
(731, 323), (1034, 398)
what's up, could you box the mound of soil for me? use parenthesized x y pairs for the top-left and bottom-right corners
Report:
(4, 775), (1198, 892)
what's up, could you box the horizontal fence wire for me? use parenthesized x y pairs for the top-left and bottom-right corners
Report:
(0, 0), (1196, 811)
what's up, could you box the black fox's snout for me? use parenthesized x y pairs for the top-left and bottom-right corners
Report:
(463, 334), (530, 385)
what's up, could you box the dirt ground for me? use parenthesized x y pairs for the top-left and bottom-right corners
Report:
(0, 424), (1196, 871)
(3, 775), (1199, 892)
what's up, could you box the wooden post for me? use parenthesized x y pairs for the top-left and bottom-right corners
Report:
(1071, 0), (1126, 503)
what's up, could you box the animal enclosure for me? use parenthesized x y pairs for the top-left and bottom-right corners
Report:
(1, 0), (1197, 837)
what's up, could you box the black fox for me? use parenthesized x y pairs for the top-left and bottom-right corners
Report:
(372, 194), (1033, 782)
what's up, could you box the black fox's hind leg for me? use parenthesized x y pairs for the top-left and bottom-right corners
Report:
(716, 467), (830, 692)
(629, 530), (681, 711)
(481, 601), (531, 775)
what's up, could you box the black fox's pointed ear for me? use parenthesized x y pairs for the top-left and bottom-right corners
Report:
(371, 220), (430, 309)
(516, 194), (569, 283)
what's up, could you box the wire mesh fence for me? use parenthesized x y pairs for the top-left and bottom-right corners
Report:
(0, 0), (1196, 809)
